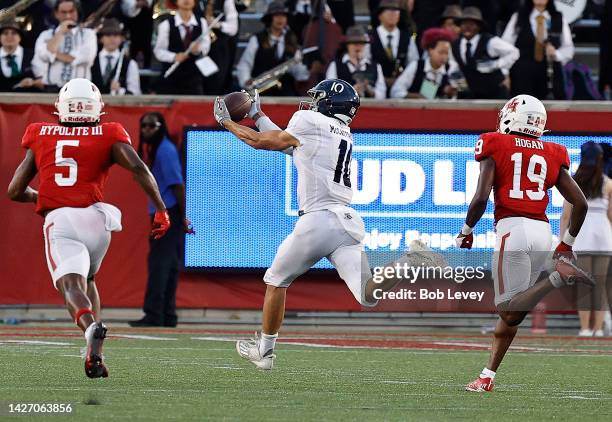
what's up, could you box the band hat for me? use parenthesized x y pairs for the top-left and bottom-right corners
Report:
(377, 0), (402, 14)
(458, 6), (485, 25)
(0, 20), (23, 37)
(343, 25), (369, 44)
(440, 4), (462, 22)
(98, 18), (124, 36)
(261, 1), (290, 25)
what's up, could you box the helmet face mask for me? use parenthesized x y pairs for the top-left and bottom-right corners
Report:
(497, 95), (547, 138)
(55, 78), (104, 124)
(299, 79), (360, 125)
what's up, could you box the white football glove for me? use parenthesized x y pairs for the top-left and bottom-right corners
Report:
(247, 89), (262, 120)
(213, 96), (231, 127)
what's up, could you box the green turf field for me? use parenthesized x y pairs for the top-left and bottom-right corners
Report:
(1, 325), (611, 421)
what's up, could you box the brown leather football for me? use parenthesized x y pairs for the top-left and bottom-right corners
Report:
(223, 91), (252, 122)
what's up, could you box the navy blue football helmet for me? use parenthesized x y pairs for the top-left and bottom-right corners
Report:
(300, 79), (360, 125)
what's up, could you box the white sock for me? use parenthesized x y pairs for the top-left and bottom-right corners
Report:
(259, 332), (278, 357)
(480, 367), (496, 379)
(549, 271), (564, 288)
(84, 322), (96, 341)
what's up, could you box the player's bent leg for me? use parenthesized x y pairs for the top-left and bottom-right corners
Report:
(364, 240), (448, 304)
(328, 242), (372, 306)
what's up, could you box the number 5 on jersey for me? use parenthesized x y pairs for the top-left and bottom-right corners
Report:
(55, 140), (80, 186)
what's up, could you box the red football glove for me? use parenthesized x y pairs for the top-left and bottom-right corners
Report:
(553, 241), (574, 260)
(151, 210), (171, 239)
(456, 232), (474, 249)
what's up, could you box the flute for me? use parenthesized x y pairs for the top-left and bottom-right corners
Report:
(163, 13), (224, 79)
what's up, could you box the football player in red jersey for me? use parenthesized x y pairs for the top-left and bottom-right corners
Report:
(456, 95), (594, 392)
(7, 78), (171, 378)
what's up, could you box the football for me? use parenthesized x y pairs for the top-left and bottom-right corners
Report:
(224, 91), (252, 122)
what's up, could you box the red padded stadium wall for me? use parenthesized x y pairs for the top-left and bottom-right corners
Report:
(1, 100), (611, 310)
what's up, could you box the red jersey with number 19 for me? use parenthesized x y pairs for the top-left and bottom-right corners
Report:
(474, 132), (570, 223)
(21, 122), (132, 215)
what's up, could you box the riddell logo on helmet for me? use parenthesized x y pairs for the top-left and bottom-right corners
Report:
(520, 127), (540, 137)
(63, 115), (96, 122)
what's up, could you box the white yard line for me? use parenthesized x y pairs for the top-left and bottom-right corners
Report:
(0, 340), (73, 346)
(112, 334), (178, 341)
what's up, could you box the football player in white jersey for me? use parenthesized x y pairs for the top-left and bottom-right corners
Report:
(214, 79), (444, 370)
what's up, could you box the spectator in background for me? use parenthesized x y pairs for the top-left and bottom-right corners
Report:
(154, 0), (211, 95)
(502, 0), (574, 100)
(80, 0), (122, 21)
(327, 0), (355, 33)
(202, 0), (239, 95)
(561, 142), (612, 337)
(287, 0), (353, 41)
(0, 20), (44, 92)
(391, 27), (457, 99)
(411, 0), (456, 34)
(599, 0), (611, 99)
(121, 0), (154, 69)
(129, 112), (193, 328)
(449, 6), (518, 99)
(439, 4), (461, 36)
(0, 0), (53, 49)
(236, 1), (308, 96)
(90, 18), (141, 95)
(32, 0), (97, 92)
(287, 0), (316, 43)
(368, 0), (420, 95)
(370, 0), (417, 32)
(326, 25), (386, 99)
(301, 2), (344, 89)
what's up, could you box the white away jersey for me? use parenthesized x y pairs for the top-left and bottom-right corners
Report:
(285, 110), (354, 212)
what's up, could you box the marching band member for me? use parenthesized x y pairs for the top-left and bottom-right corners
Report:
(90, 18), (141, 95)
(326, 25), (386, 99)
(236, 1), (308, 97)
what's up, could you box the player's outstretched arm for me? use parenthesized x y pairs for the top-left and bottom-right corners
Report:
(456, 157), (495, 248)
(7, 149), (38, 203)
(225, 120), (299, 151)
(214, 96), (299, 151)
(555, 168), (588, 241)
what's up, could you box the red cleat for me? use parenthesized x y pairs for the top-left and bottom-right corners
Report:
(84, 322), (109, 379)
(465, 377), (494, 392)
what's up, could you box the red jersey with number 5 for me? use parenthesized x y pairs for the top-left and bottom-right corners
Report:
(21, 122), (132, 215)
(474, 132), (570, 223)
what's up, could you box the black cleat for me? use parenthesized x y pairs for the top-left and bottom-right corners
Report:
(84, 322), (109, 379)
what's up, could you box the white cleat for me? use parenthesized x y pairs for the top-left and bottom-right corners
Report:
(406, 239), (448, 268)
(236, 332), (275, 370)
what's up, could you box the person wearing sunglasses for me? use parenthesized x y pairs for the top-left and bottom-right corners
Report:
(129, 112), (194, 328)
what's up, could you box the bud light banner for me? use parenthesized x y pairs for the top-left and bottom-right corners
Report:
(184, 129), (612, 268)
